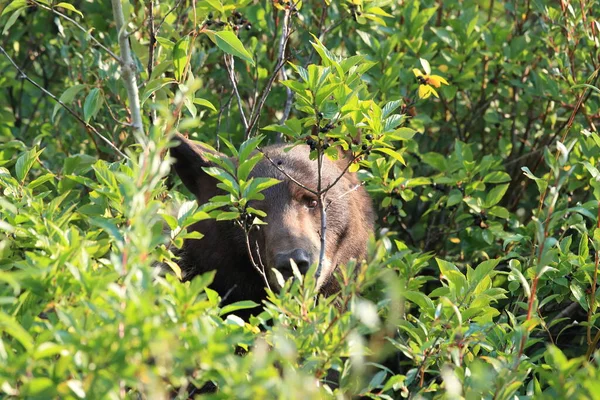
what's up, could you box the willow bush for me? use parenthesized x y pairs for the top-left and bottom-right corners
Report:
(1, 0), (600, 398)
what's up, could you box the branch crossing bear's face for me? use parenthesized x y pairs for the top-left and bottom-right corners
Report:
(170, 134), (374, 297)
(248, 146), (354, 288)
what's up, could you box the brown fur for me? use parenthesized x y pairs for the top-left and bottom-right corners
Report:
(170, 134), (374, 316)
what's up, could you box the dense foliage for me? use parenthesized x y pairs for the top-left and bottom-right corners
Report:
(1, 0), (600, 398)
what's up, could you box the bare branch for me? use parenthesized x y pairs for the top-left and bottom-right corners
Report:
(156, 0), (185, 35)
(238, 221), (271, 291)
(258, 146), (317, 194)
(219, 284), (238, 306)
(316, 149), (327, 280)
(246, 6), (293, 138)
(0, 44), (129, 160)
(111, 0), (144, 134)
(224, 54), (249, 131)
(325, 183), (364, 212)
(277, 6), (294, 139)
(323, 151), (364, 193)
(147, 0), (158, 124)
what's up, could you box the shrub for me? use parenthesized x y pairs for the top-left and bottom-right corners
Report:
(1, 0), (600, 398)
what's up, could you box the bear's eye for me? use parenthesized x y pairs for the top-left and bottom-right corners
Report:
(305, 197), (318, 209)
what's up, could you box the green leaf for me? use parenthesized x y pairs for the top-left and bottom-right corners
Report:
(55, 2), (83, 18)
(483, 171), (511, 183)
(488, 205), (509, 219)
(216, 211), (241, 221)
(436, 258), (466, 294)
(404, 290), (435, 312)
(193, 97), (217, 112)
(374, 147), (406, 165)
(382, 99), (402, 119)
(88, 217), (124, 242)
(141, 78), (176, 105)
(484, 184), (509, 207)
(23, 377), (56, 397)
(422, 152), (447, 171)
(447, 189), (462, 207)
(0, 312), (34, 351)
(470, 258), (501, 287)
(522, 166), (548, 195)
(238, 153), (262, 182)
(2, 7), (24, 34)
(2, 0), (27, 17)
(173, 37), (190, 81)
(388, 127), (416, 141)
(15, 147), (42, 182)
(53, 84), (86, 121)
(204, 0), (224, 14)
(205, 30), (255, 65)
(570, 283), (588, 311)
(579, 233), (589, 259)
(583, 161), (600, 181)
(238, 135), (264, 162)
(29, 173), (55, 189)
(219, 300), (259, 316)
(83, 88), (103, 123)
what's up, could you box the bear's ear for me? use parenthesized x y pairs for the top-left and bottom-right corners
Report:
(170, 134), (223, 203)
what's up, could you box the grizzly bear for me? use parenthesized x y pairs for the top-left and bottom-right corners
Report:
(170, 134), (374, 317)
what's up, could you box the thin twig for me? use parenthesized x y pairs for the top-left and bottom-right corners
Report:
(239, 221), (271, 291)
(258, 146), (317, 194)
(147, 1), (158, 124)
(147, 1), (156, 78)
(0, 44), (128, 159)
(245, 60), (288, 137)
(316, 148), (327, 280)
(323, 152), (364, 193)
(246, 6), (293, 138)
(156, 0), (185, 35)
(216, 87), (234, 151)
(325, 183), (364, 211)
(276, 6), (293, 140)
(219, 284), (238, 306)
(224, 54), (249, 131)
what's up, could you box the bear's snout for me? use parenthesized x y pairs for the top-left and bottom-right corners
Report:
(273, 248), (312, 276)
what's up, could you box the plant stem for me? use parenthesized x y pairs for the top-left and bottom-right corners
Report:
(586, 201), (600, 349)
(111, 0), (144, 134)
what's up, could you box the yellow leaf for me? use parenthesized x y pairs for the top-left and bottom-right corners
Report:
(418, 85), (431, 99)
(412, 68), (424, 78)
(56, 2), (83, 18)
(428, 75), (449, 88)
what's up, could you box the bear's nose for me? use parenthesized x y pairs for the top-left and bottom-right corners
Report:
(274, 249), (312, 275)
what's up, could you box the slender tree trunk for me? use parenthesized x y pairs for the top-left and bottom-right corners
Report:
(111, 0), (144, 134)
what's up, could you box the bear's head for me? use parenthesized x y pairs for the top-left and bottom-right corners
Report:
(170, 134), (374, 300)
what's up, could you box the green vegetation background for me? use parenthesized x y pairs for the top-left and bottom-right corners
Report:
(1, 0), (600, 398)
